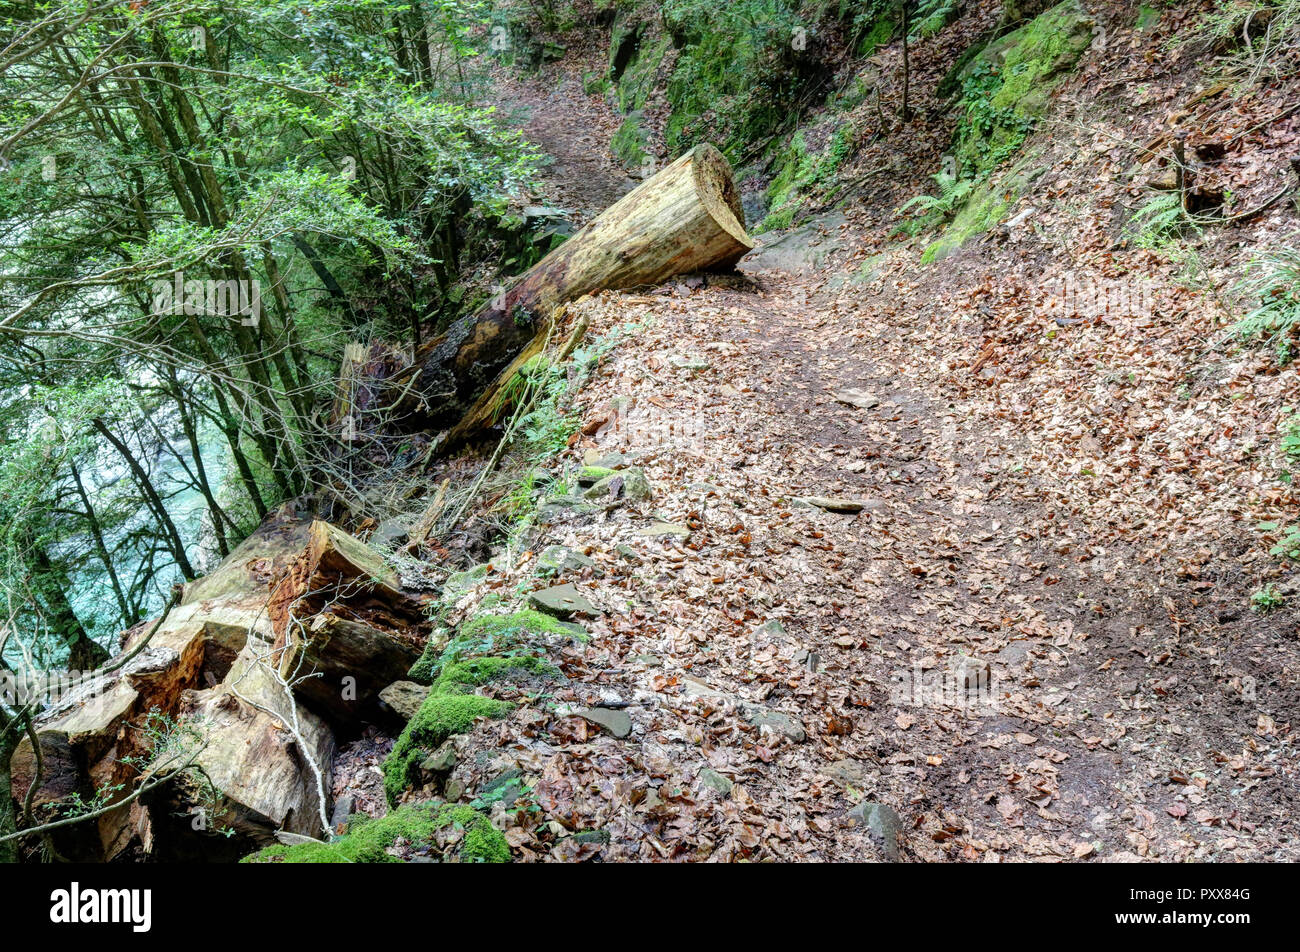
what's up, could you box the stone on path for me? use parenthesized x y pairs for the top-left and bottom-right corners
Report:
(793, 496), (870, 513)
(637, 521), (691, 540)
(834, 388), (879, 409)
(572, 706), (633, 739)
(537, 545), (596, 578)
(584, 467), (652, 503)
(699, 768), (734, 794)
(848, 801), (904, 862)
(741, 704), (807, 742)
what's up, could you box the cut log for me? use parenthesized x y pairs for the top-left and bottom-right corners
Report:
(415, 143), (752, 435)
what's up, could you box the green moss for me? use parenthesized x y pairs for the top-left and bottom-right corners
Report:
(759, 123), (855, 232)
(383, 694), (513, 805)
(658, 0), (812, 157)
(410, 605), (583, 684)
(615, 33), (670, 113)
(952, 0), (1094, 176)
(434, 655), (557, 694)
(921, 163), (1033, 263)
(856, 10), (897, 57)
(241, 803), (509, 864)
(611, 113), (648, 168)
(578, 465), (618, 484)
(459, 608), (586, 645)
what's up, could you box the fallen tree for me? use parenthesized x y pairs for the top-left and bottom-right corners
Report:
(412, 143), (753, 439)
(9, 503), (429, 859)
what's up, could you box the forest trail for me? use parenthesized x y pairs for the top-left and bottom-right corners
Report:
(435, 71), (1300, 862)
(491, 66), (638, 222)
(472, 267), (1296, 862)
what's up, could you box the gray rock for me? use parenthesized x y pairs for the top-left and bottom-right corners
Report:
(529, 583), (596, 619)
(681, 676), (729, 701)
(629, 653), (661, 667)
(584, 467), (652, 503)
(371, 517), (411, 549)
(669, 355), (710, 372)
(573, 706), (632, 738)
(274, 831), (329, 847)
(444, 562), (489, 598)
(743, 211), (846, 273)
(582, 449), (627, 468)
(741, 704), (806, 742)
(834, 388), (879, 409)
(820, 759), (873, 789)
(329, 794), (355, 834)
(379, 680), (430, 721)
(537, 545), (596, 578)
(699, 768), (734, 794)
(420, 741), (458, 774)
(848, 801), (904, 861)
(536, 495), (597, 523)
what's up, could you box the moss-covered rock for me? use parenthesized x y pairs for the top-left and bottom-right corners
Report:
(577, 465), (619, 486)
(408, 607), (583, 684)
(611, 112), (649, 169)
(759, 123), (856, 232)
(383, 693), (513, 805)
(241, 802), (509, 863)
(433, 655), (557, 695)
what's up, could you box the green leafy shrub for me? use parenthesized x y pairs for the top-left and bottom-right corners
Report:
(1250, 583), (1287, 613)
(1235, 243), (1300, 364)
(895, 169), (976, 235)
(1124, 192), (1194, 250)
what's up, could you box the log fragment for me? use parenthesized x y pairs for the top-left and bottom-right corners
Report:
(267, 521), (428, 722)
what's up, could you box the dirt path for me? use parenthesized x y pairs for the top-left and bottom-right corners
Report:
(488, 66), (637, 223)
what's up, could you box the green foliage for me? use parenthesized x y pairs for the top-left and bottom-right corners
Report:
(1250, 582), (1287, 613)
(895, 168), (976, 235)
(242, 802), (509, 863)
(951, 1), (1095, 176)
(954, 63), (1037, 175)
(1258, 521), (1300, 560)
(760, 124), (857, 232)
(1234, 242), (1300, 364)
(660, 0), (823, 158)
(1124, 192), (1194, 250)
(911, 0), (962, 37)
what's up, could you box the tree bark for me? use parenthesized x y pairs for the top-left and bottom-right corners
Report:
(412, 143), (752, 435)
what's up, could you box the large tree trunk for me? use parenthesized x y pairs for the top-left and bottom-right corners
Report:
(413, 143), (752, 435)
(10, 503), (428, 859)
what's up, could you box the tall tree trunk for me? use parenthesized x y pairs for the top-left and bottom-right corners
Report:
(92, 419), (196, 580)
(68, 460), (134, 626)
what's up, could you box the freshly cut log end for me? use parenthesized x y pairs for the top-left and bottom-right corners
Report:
(414, 143), (753, 432)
